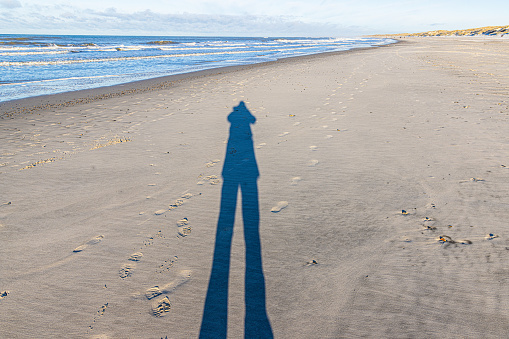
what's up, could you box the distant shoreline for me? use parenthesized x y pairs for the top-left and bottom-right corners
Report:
(0, 42), (397, 119)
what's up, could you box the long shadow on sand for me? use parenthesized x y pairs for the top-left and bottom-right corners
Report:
(199, 101), (273, 338)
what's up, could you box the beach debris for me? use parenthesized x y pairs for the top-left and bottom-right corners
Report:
(271, 201), (288, 213)
(486, 233), (499, 240)
(439, 235), (453, 243)
(2, 202), (11, 206)
(401, 210), (409, 215)
(438, 235), (472, 246)
(424, 224), (437, 231)
(305, 259), (319, 266)
(423, 217), (434, 222)
(470, 177), (485, 182)
(0, 291), (9, 300)
(154, 209), (167, 215)
(289, 114), (296, 117)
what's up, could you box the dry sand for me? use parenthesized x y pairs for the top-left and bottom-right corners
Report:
(1, 37), (509, 338)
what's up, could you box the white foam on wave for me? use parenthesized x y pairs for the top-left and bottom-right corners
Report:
(0, 46), (323, 67)
(0, 74), (121, 86)
(0, 50), (70, 56)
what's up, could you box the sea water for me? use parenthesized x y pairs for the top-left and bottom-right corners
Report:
(0, 35), (395, 102)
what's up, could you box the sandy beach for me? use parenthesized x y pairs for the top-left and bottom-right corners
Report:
(2, 37), (509, 338)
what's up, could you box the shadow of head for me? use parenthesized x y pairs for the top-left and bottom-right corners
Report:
(228, 101), (256, 127)
(223, 101), (259, 179)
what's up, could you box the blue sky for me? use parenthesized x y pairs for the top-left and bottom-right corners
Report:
(1, 0), (508, 37)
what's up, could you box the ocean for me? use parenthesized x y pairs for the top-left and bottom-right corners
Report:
(0, 35), (395, 103)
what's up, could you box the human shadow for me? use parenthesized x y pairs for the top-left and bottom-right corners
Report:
(199, 101), (273, 338)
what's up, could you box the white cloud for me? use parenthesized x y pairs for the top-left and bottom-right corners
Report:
(0, 4), (361, 36)
(0, 0), (21, 9)
(2, 1), (509, 36)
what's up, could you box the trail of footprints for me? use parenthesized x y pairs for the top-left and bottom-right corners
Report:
(114, 157), (225, 321)
(268, 79), (357, 214)
(73, 157), (223, 331)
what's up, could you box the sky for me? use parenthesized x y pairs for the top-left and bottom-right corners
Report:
(0, 0), (508, 37)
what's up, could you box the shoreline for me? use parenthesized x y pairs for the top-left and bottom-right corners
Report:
(0, 42), (399, 119)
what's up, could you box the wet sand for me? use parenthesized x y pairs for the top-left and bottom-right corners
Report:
(1, 37), (509, 338)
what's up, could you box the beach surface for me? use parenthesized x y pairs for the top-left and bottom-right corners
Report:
(2, 37), (509, 338)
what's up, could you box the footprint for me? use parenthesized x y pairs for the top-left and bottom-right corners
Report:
(152, 297), (171, 317)
(157, 256), (178, 274)
(87, 303), (109, 332)
(178, 226), (192, 237)
(145, 287), (162, 300)
(154, 209), (167, 215)
(206, 159), (221, 167)
(308, 159), (319, 167)
(181, 192), (193, 199)
(169, 199), (184, 210)
(119, 263), (135, 279)
(73, 235), (104, 253)
(325, 135), (333, 139)
(128, 252), (143, 262)
(309, 146), (318, 151)
(291, 177), (302, 186)
(176, 218), (189, 227)
(145, 270), (192, 300)
(176, 218), (192, 237)
(207, 175), (221, 185)
(271, 201), (289, 213)
(293, 122), (301, 126)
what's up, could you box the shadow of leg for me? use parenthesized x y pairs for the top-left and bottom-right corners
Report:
(200, 180), (238, 339)
(242, 180), (273, 339)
